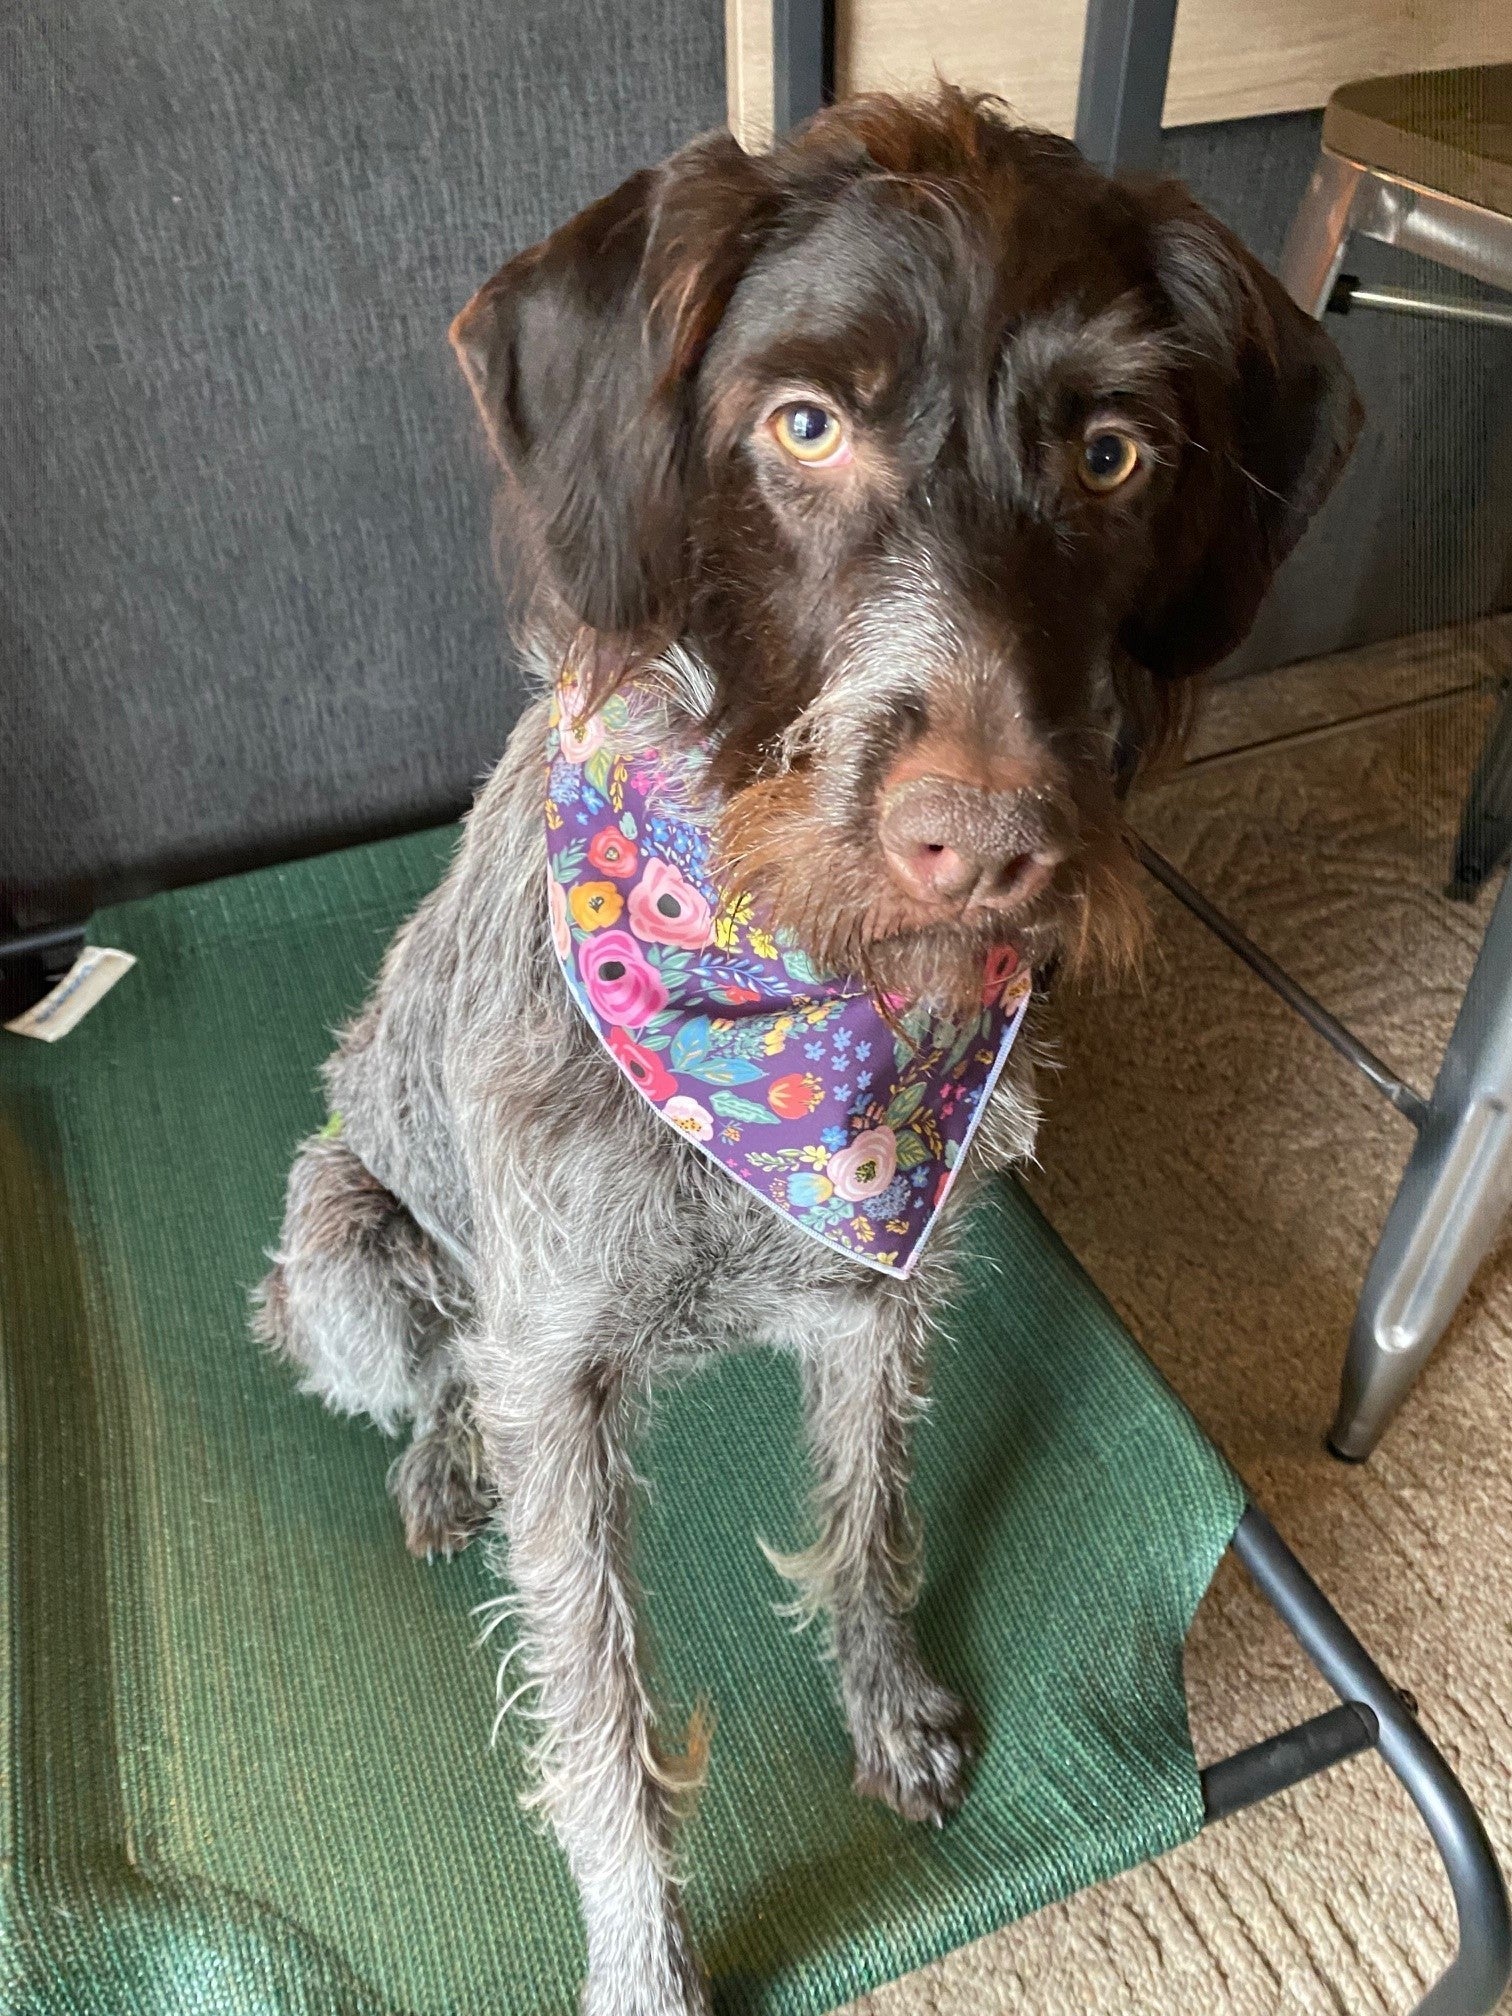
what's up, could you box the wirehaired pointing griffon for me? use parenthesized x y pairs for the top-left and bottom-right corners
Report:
(255, 90), (1357, 2016)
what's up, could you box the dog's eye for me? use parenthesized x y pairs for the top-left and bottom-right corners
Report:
(1078, 430), (1141, 493)
(771, 402), (847, 466)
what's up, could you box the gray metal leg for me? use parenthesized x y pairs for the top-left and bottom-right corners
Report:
(771, 0), (828, 137)
(1450, 683), (1512, 899)
(1234, 1508), (1511, 2015)
(1333, 867), (1512, 1457)
(1073, 0), (1178, 175)
(1278, 149), (1363, 314)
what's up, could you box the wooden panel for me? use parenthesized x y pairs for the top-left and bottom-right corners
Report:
(725, 0), (1512, 152)
(726, 0), (777, 152)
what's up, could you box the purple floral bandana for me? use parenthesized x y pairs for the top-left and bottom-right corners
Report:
(545, 675), (1032, 1277)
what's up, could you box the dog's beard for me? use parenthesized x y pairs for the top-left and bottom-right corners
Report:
(714, 767), (1150, 1015)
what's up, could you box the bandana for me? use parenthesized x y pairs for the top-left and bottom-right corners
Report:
(545, 675), (1032, 1277)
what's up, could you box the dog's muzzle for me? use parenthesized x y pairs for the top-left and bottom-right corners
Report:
(877, 775), (1075, 913)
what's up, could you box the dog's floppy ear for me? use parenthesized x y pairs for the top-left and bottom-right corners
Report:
(1122, 193), (1362, 679)
(450, 132), (777, 648)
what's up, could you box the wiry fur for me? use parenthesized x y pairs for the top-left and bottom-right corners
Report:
(256, 88), (1357, 2016)
(258, 687), (1032, 2009)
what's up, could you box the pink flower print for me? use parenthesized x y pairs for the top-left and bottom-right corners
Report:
(587, 828), (639, 879)
(982, 941), (1021, 1004)
(826, 1126), (898, 1201)
(559, 705), (606, 764)
(662, 1095), (715, 1143)
(549, 874), (571, 961)
(628, 858), (713, 948)
(607, 1026), (677, 1103)
(578, 930), (669, 1028)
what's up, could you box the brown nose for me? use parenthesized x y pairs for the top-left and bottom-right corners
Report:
(878, 774), (1067, 910)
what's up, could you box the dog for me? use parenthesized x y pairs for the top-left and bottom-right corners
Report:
(254, 88), (1358, 2016)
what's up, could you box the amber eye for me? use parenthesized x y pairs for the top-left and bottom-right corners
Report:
(771, 401), (846, 465)
(1078, 429), (1141, 493)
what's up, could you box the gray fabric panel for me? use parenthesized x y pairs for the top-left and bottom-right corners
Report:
(2, 0), (726, 917)
(5, 59), (1509, 913)
(1161, 111), (1512, 679)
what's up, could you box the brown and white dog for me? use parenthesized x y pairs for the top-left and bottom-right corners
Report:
(255, 90), (1358, 2016)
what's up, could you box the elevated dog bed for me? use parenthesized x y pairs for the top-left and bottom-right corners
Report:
(2, 831), (1505, 2015)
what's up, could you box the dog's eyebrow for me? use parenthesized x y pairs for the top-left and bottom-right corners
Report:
(1002, 296), (1177, 398)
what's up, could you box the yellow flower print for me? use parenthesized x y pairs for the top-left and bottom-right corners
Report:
(853, 1218), (875, 1243)
(762, 1014), (795, 1056)
(748, 925), (778, 959)
(569, 881), (624, 931)
(545, 801), (563, 830)
(713, 890), (754, 951)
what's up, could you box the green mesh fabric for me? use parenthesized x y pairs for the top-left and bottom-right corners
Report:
(0, 830), (1244, 2016)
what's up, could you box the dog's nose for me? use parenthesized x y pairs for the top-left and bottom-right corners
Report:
(877, 774), (1064, 910)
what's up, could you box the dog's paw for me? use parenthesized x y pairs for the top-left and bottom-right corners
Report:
(851, 1673), (975, 1827)
(388, 1419), (493, 1560)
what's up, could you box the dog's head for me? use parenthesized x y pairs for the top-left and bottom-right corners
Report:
(452, 90), (1360, 1009)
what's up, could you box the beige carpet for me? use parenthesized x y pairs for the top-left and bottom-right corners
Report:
(863, 616), (1512, 2016)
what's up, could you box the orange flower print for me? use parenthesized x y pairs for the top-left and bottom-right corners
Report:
(569, 881), (624, 931)
(767, 1071), (824, 1119)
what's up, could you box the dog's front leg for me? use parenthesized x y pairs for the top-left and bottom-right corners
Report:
(782, 1283), (972, 1826)
(483, 1356), (707, 2016)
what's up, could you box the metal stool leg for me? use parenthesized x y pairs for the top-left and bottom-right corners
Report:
(1279, 150), (1364, 315)
(1449, 683), (1512, 900)
(1333, 867), (1512, 1457)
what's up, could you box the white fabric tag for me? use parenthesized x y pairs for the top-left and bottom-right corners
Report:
(4, 947), (137, 1042)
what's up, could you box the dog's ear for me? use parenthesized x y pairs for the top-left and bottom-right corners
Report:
(450, 132), (777, 648)
(1122, 193), (1362, 680)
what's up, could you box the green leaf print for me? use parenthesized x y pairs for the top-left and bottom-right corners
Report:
(669, 1018), (714, 1070)
(780, 947), (825, 985)
(552, 840), (587, 884)
(637, 1012), (678, 1050)
(893, 1128), (929, 1170)
(685, 1056), (766, 1086)
(709, 1092), (781, 1124)
(885, 1082), (927, 1129)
